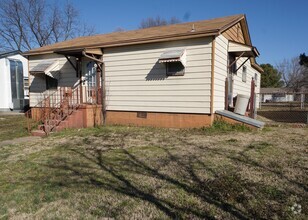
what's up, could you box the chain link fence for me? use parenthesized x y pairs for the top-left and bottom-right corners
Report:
(257, 92), (308, 124)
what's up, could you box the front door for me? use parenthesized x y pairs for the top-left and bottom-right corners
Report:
(82, 60), (97, 103)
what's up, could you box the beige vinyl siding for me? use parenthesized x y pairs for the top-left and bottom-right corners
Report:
(213, 35), (228, 111)
(29, 54), (78, 107)
(104, 38), (212, 114)
(228, 42), (251, 52)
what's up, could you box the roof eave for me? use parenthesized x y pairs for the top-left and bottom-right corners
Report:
(23, 30), (220, 56)
(251, 62), (264, 73)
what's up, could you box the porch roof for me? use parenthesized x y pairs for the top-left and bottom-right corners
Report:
(54, 48), (103, 57)
(228, 41), (259, 57)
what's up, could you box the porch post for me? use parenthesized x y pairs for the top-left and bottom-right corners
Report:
(225, 77), (229, 110)
(77, 58), (83, 103)
(96, 65), (102, 105)
(249, 78), (255, 118)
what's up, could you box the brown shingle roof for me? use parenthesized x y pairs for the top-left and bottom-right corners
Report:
(24, 14), (245, 56)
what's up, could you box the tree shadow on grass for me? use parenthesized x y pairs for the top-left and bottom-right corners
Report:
(38, 142), (263, 220)
(25, 133), (306, 219)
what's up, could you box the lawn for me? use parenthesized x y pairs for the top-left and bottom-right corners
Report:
(0, 115), (29, 142)
(0, 119), (307, 219)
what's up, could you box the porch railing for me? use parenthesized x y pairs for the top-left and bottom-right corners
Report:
(25, 85), (82, 135)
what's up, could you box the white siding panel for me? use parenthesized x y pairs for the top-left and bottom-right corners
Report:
(29, 54), (78, 107)
(213, 35), (228, 111)
(232, 58), (261, 108)
(233, 58), (256, 96)
(104, 38), (212, 114)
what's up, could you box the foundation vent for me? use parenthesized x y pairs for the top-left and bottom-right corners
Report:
(137, 112), (147, 118)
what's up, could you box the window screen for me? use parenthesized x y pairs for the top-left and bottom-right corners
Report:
(46, 76), (58, 90)
(166, 62), (185, 76)
(229, 54), (237, 74)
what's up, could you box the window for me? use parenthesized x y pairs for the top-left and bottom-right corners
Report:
(166, 62), (185, 76)
(46, 76), (58, 90)
(229, 54), (237, 74)
(255, 73), (258, 87)
(242, 66), (247, 82)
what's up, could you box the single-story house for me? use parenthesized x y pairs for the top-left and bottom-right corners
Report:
(23, 14), (263, 133)
(0, 50), (29, 111)
(260, 88), (295, 102)
(260, 87), (308, 103)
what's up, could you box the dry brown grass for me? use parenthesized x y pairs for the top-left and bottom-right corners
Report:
(0, 123), (307, 219)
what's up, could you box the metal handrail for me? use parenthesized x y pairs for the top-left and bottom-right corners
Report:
(25, 84), (82, 135)
(43, 86), (81, 134)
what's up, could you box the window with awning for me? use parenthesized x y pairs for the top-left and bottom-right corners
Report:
(30, 60), (59, 79)
(159, 49), (186, 76)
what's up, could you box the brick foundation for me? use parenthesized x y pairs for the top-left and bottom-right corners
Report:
(105, 111), (213, 128)
(30, 104), (102, 128)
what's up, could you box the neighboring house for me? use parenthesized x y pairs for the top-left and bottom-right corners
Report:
(260, 87), (295, 102)
(23, 14), (263, 131)
(0, 50), (29, 111)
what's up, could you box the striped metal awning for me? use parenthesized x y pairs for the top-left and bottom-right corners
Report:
(159, 49), (186, 66)
(30, 60), (59, 78)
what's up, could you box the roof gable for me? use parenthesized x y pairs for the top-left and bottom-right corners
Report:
(221, 17), (263, 73)
(222, 22), (245, 44)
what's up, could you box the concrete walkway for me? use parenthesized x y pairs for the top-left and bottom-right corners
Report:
(0, 111), (24, 116)
(0, 136), (41, 147)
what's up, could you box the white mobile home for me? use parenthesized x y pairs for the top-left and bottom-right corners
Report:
(24, 14), (263, 133)
(0, 51), (29, 111)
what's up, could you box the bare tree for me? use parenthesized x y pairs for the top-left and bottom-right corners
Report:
(139, 16), (181, 29)
(277, 57), (308, 91)
(0, 0), (95, 51)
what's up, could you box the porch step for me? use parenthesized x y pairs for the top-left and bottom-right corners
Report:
(31, 130), (46, 137)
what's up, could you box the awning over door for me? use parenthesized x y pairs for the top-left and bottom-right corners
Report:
(30, 60), (59, 78)
(159, 49), (186, 66)
(228, 41), (259, 57)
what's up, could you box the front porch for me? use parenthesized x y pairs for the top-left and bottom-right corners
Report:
(26, 47), (105, 136)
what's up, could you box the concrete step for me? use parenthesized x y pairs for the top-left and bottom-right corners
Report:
(215, 110), (265, 129)
(31, 130), (46, 137)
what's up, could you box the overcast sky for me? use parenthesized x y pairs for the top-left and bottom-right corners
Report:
(59, 0), (307, 65)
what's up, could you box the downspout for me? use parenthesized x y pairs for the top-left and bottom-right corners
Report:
(210, 36), (216, 124)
